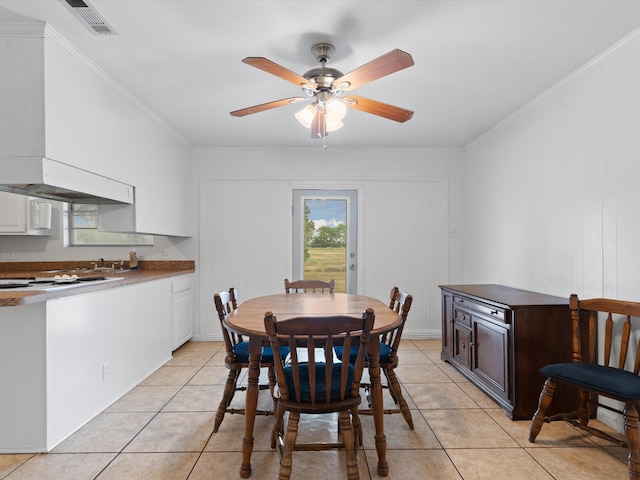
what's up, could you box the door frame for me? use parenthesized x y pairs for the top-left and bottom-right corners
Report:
(289, 183), (363, 294)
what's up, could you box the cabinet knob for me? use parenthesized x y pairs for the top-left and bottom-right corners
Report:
(461, 342), (465, 349)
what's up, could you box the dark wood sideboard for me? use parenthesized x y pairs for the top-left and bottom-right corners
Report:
(440, 284), (587, 420)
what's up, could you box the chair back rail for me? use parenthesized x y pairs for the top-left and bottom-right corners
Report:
(381, 288), (413, 352)
(284, 278), (335, 293)
(572, 296), (640, 372)
(265, 309), (374, 406)
(214, 288), (244, 357)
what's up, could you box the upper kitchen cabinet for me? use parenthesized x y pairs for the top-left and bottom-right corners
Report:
(0, 191), (51, 236)
(0, 21), (193, 237)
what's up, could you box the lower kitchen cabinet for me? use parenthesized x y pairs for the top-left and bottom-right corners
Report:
(171, 274), (194, 350)
(0, 279), (173, 453)
(440, 284), (587, 420)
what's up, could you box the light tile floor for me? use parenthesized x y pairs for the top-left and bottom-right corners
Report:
(0, 339), (630, 479)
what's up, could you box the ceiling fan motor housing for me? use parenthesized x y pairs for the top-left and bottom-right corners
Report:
(303, 67), (344, 90)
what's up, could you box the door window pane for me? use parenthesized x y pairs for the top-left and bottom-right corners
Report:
(304, 199), (347, 293)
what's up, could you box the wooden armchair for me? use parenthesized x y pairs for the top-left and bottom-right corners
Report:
(336, 286), (414, 429)
(284, 278), (335, 293)
(213, 288), (285, 432)
(529, 294), (640, 479)
(264, 308), (375, 480)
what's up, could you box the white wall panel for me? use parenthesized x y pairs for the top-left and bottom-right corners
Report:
(201, 178), (291, 340)
(362, 180), (447, 337)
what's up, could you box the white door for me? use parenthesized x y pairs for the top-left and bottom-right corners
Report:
(292, 189), (357, 293)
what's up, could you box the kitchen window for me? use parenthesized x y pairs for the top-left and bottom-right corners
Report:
(66, 204), (153, 246)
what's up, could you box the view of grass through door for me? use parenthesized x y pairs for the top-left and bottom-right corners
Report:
(303, 199), (347, 293)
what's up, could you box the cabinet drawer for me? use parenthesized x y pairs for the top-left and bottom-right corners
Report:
(453, 296), (507, 323)
(454, 307), (472, 326)
(171, 275), (193, 294)
(454, 325), (472, 368)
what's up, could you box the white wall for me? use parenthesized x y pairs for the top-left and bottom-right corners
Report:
(193, 146), (465, 342)
(464, 30), (640, 431)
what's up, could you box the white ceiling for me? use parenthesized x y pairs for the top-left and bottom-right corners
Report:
(2, 0), (640, 149)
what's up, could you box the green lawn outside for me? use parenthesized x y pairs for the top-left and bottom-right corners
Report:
(304, 247), (347, 293)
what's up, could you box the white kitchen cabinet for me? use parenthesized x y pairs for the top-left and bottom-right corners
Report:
(171, 274), (194, 350)
(0, 191), (51, 236)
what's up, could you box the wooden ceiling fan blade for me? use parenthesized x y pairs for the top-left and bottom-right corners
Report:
(344, 95), (414, 123)
(242, 57), (315, 89)
(333, 49), (414, 91)
(230, 97), (306, 117)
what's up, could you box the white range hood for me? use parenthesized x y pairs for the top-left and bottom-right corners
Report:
(0, 157), (134, 204)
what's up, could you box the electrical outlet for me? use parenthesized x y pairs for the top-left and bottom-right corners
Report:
(7, 252), (14, 260)
(102, 363), (110, 381)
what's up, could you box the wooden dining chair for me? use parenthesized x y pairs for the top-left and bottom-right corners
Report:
(529, 294), (640, 479)
(284, 278), (335, 293)
(213, 288), (284, 432)
(264, 308), (375, 480)
(335, 286), (415, 429)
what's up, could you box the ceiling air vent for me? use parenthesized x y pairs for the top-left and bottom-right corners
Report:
(63, 0), (117, 35)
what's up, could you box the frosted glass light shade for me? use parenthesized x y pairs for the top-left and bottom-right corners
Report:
(295, 104), (317, 128)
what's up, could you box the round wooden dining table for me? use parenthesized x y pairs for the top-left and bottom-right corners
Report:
(224, 292), (402, 478)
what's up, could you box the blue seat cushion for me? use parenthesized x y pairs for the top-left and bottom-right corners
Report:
(284, 362), (355, 402)
(334, 343), (393, 364)
(232, 342), (289, 364)
(541, 363), (640, 401)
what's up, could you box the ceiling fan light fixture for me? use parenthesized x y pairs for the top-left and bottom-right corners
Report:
(325, 97), (347, 121)
(325, 118), (344, 133)
(295, 103), (317, 129)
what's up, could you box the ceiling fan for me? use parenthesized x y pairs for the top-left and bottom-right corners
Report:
(230, 43), (414, 139)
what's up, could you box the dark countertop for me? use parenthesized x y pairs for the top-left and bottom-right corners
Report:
(0, 261), (195, 307)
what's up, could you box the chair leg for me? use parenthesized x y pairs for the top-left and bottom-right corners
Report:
(384, 367), (414, 430)
(272, 403), (286, 450)
(624, 403), (640, 479)
(382, 368), (398, 404)
(278, 411), (300, 480)
(338, 411), (360, 480)
(214, 368), (241, 432)
(576, 389), (591, 427)
(268, 366), (278, 411)
(529, 377), (556, 442)
(351, 407), (363, 447)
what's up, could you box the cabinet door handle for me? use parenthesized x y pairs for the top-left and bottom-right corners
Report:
(461, 342), (465, 349)
(491, 310), (499, 315)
